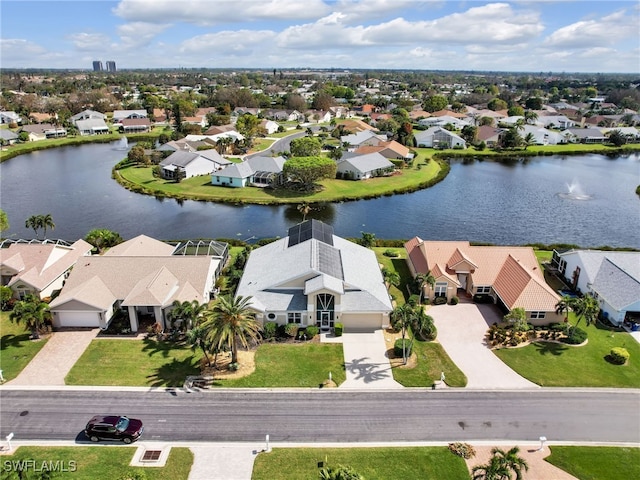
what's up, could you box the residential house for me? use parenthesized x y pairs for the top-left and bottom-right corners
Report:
(152, 108), (170, 125)
(414, 127), (466, 149)
(112, 110), (148, 122)
(519, 125), (566, 145)
(232, 107), (261, 117)
(182, 115), (207, 128)
(405, 238), (562, 325)
(0, 111), (22, 125)
(408, 110), (431, 121)
(211, 155), (286, 188)
(49, 235), (223, 332)
(340, 130), (386, 150)
(0, 239), (92, 300)
(353, 140), (413, 161)
(29, 112), (56, 124)
(476, 126), (504, 147)
(551, 250), (640, 326)
(159, 149), (231, 180)
(70, 109), (105, 125)
(119, 118), (151, 133)
(204, 124), (238, 136)
(564, 127), (608, 144)
(339, 119), (376, 133)
(336, 152), (395, 180)
(75, 118), (110, 136)
(260, 119), (280, 135)
(157, 139), (214, 153)
(602, 127), (640, 142)
(0, 129), (19, 145)
(236, 220), (393, 332)
(418, 115), (469, 129)
(537, 115), (575, 130)
(305, 110), (332, 123)
(20, 124), (67, 141)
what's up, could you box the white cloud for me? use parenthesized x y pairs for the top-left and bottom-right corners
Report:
(544, 8), (639, 48)
(67, 32), (111, 51)
(179, 30), (277, 55)
(113, 0), (330, 26)
(117, 22), (170, 48)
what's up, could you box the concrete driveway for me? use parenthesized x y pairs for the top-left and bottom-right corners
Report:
(324, 330), (403, 389)
(430, 303), (538, 389)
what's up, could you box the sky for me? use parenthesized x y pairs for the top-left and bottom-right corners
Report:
(1, 0), (639, 73)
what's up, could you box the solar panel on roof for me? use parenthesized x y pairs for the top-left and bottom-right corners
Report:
(287, 220), (334, 247)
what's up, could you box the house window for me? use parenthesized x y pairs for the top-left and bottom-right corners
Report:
(267, 313), (276, 320)
(287, 312), (302, 324)
(476, 286), (491, 294)
(558, 259), (567, 275)
(434, 282), (447, 297)
(530, 311), (546, 319)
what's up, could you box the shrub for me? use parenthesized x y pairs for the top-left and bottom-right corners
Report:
(228, 362), (240, 371)
(609, 347), (630, 365)
(450, 296), (459, 305)
(284, 322), (299, 338)
(263, 321), (277, 340)
(433, 296), (447, 305)
(304, 325), (319, 338)
(408, 294), (420, 307)
(383, 249), (399, 257)
(334, 322), (343, 336)
(562, 327), (587, 345)
(448, 442), (476, 459)
(394, 338), (413, 357)
(550, 322), (570, 333)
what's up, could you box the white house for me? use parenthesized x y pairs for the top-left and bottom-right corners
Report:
(211, 155), (286, 188)
(113, 110), (148, 122)
(236, 220), (393, 332)
(260, 119), (280, 135)
(159, 149), (231, 180)
(520, 125), (566, 145)
(552, 250), (640, 326)
(76, 118), (110, 136)
(418, 115), (469, 129)
(414, 127), (466, 149)
(336, 152), (395, 180)
(71, 109), (106, 125)
(0, 111), (22, 124)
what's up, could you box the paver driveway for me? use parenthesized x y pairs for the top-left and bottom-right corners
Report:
(430, 303), (538, 389)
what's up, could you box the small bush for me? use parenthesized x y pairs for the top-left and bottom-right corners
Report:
(263, 321), (277, 340)
(450, 296), (459, 305)
(284, 322), (299, 338)
(228, 362), (240, 371)
(394, 339), (413, 357)
(562, 327), (587, 345)
(433, 296), (447, 305)
(304, 325), (319, 338)
(334, 322), (343, 336)
(383, 249), (399, 257)
(448, 442), (476, 459)
(550, 322), (570, 333)
(609, 347), (630, 365)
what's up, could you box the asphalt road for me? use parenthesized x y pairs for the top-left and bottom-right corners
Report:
(1, 389), (638, 444)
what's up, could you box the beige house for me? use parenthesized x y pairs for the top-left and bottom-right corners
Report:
(0, 239), (92, 300)
(405, 238), (562, 325)
(49, 235), (222, 332)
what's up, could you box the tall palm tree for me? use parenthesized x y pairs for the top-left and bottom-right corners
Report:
(297, 202), (312, 221)
(572, 295), (600, 332)
(555, 295), (574, 323)
(40, 214), (55, 238)
(186, 323), (213, 368)
(414, 272), (436, 304)
(524, 110), (538, 125)
(25, 215), (42, 238)
(412, 306), (436, 341)
(10, 294), (51, 339)
(201, 295), (262, 365)
(523, 132), (536, 150)
(168, 299), (205, 332)
(471, 454), (511, 480)
(390, 303), (415, 365)
(490, 446), (529, 480)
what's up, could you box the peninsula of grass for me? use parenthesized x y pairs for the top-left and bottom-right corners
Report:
(493, 319), (640, 388)
(113, 155), (447, 205)
(545, 446), (640, 480)
(3, 446), (193, 480)
(0, 311), (49, 382)
(252, 446), (469, 480)
(373, 247), (413, 305)
(212, 343), (345, 388)
(392, 338), (468, 387)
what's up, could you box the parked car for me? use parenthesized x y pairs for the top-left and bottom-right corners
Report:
(85, 415), (144, 444)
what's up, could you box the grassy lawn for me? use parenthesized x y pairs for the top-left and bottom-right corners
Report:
(3, 446), (193, 480)
(494, 320), (640, 387)
(546, 446), (640, 480)
(0, 311), (49, 382)
(115, 155), (444, 205)
(392, 338), (467, 387)
(252, 446), (469, 480)
(249, 138), (276, 153)
(373, 247), (412, 305)
(214, 343), (345, 388)
(65, 338), (202, 387)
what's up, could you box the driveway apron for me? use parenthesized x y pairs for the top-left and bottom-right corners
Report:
(7, 329), (99, 386)
(339, 330), (403, 389)
(431, 303), (538, 389)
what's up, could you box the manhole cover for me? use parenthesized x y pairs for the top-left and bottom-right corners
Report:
(141, 450), (162, 462)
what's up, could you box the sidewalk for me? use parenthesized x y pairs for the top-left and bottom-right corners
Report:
(7, 329), (99, 385)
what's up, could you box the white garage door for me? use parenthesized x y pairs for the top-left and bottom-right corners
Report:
(341, 313), (382, 333)
(55, 311), (101, 328)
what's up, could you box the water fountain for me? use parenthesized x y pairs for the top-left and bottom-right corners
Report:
(559, 179), (592, 200)
(115, 137), (129, 151)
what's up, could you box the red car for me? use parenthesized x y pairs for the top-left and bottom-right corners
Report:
(85, 415), (144, 444)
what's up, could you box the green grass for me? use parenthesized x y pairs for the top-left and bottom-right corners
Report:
(546, 446), (640, 480)
(249, 138), (276, 153)
(214, 343), (345, 387)
(392, 338), (467, 387)
(65, 338), (202, 387)
(3, 446), (193, 480)
(494, 320), (640, 387)
(252, 446), (469, 480)
(0, 311), (49, 381)
(373, 247), (412, 305)
(115, 155), (445, 205)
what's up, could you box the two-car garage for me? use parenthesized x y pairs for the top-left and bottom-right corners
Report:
(340, 312), (388, 333)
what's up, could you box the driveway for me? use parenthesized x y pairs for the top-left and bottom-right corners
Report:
(430, 303), (538, 389)
(324, 330), (403, 389)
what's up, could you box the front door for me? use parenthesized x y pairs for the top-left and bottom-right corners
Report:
(320, 311), (331, 330)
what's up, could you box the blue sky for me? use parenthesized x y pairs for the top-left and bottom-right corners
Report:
(1, 0), (638, 72)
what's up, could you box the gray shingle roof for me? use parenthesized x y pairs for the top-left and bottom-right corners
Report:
(592, 258), (640, 310)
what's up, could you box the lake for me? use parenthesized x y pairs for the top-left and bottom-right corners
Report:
(1, 142), (638, 248)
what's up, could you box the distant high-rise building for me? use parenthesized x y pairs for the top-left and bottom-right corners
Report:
(106, 61), (117, 72)
(92, 61), (103, 72)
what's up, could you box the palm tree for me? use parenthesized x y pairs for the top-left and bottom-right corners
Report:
(491, 446), (529, 480)
(381, 268), (400, 288)
(555, 295), (574, 323)
(390, 303), (415, 365)
(40, 214), (55, 238)
(84, 228), (123, 254)
(524, 110), (538, 125)
(572, 295), (600, 332)
(25, 215), (42, 238)
(472, 454), (511, 480)
(412, 306), (436, 341)
(186, 324), (213, 368)
(168, 300), (205, 332)
(523, 132), (536, 150)
(297, 202), (312, 221)
(10, 294), (51, 339)
(201, 295), (262, 365)
(414, 272), (435, 304)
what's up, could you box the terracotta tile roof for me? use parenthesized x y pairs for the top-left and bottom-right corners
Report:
(493, 255), (560, 311)
(447, 248), (478, 271)
(340, 119), (376, 132)
(404, 237), (428, 274)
